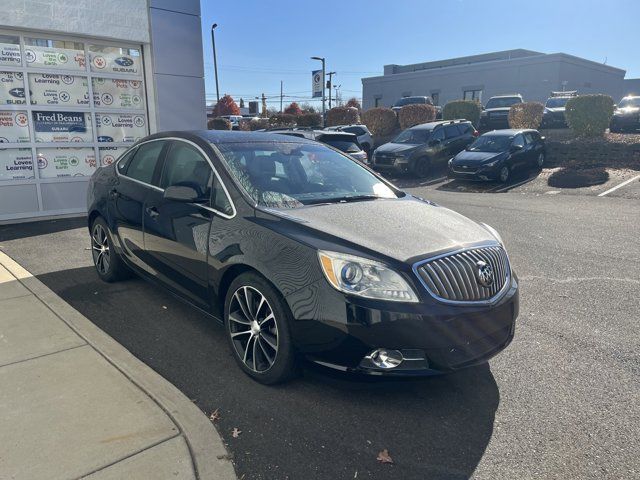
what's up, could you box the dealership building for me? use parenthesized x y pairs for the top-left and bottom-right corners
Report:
(362, 49), (639, 110)
(0, 0), (206, 222)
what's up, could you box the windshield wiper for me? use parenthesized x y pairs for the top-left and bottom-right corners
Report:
(304, 194), (383, 205)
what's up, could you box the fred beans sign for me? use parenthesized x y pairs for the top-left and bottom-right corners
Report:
(32, 111), (93, 142)
(99, 146), (127, 166)
(24, 44), (85, 71)
(0, 148), (34, 180)
(96, 113), (146, 143)
(89, 46), (142, 75)
(0, 71), (26, 105)
(37, 147), (96, 178)
(29, 74), (89, 106)
(92, 78), (144, 109)
(0, 111), (29, 142)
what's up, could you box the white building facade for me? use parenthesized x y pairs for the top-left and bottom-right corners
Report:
(0, 0), (206, 222)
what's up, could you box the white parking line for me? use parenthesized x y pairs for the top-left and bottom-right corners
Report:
(490, 176), (536, 193)
(597, 174), (640, 197)
(424, 176), (447, 185)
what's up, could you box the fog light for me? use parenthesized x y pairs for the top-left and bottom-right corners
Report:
(370, 349), (403, 369)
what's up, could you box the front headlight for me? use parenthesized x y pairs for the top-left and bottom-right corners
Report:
(318, 251), (419, 303)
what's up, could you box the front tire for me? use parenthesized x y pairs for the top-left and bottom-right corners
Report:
(536, 152), (545, 169)
(499, 165), (510, 183)
(412, 156), (431, 178)
(224, 272), (298, 384)
(91, 217), (130, 282)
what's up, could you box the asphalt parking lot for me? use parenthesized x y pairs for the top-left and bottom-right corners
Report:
(0, 189), (638, 479)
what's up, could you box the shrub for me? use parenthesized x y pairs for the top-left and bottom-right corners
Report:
(268, 113), (297, 128)
(212, 95), (240, 116)
(508, 102), (544, 129)
(346, 97), (361, 110)
(565, 94), (615, 137)
(207, 117), (232, 130)
(284, 102), (303, 115)
(361, 108), (398, 136)
(238, 118), (252, 131)
(398, 104), (437, 129)
(296, 112), (322, 127)
(442, 100), (482, 127)
(248, 118), (269, 130)
(326, 106), (360, 127)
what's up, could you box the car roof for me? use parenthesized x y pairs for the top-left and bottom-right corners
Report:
(145, 130), (318, 145)
(409, 120), (471, 130)
(482, 129), (537, 136)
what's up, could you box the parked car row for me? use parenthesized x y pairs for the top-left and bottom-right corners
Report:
(271, 128), (369, 163)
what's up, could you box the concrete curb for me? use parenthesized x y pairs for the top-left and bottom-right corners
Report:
(0, 251), (236, 480)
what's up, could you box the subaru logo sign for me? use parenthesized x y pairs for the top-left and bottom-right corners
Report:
(98, 136), (114, 142)
(9, 88), (25, 98)
(114, 57), (134, 67)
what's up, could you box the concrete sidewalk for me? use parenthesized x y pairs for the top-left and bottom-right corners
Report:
(0, 251), (236, 480)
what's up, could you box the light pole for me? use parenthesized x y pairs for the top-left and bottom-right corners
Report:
(311, 56), (325, 124)
(211, 23), (220, 104)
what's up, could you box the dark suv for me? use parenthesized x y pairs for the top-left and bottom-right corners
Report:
(372, 120), (478, 177)
(541, 91), (577, 129)
(610, 96), (640, 133)
(480, 95), (523, 130)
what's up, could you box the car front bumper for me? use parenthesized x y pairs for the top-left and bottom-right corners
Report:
(448, 162), (502, 181)
(371, 156), (410, 173)
(610, 114), (640, 131)
(286, 273), (519, 376)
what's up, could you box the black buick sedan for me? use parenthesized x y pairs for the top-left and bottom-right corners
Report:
(449, 129), (545, 183)
(87, 131), (519, 384)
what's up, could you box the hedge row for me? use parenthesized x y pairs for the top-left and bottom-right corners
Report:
(508, 102), (544, 129)
(326, 106), (360, 127)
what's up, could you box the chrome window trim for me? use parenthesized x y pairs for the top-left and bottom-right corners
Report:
(115, 137), (237, 219)
(412, 241), (512, 306)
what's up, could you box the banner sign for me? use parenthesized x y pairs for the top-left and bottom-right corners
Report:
(32, 111), (93, 142)
(312, 70), (323, 98)
(29, 74), (89, 106)
(89, 45), (142, 76)
(37, 147), (96, 178)
(0, 71), (26, 105)
(96, 113), (146, 143)
(99, 146), (128, 166)
(0, 111), (30, 142)
(92, 78), (144, 109)
(0, 148), (33, 180)
(0, 37), (21, 66)
(24, 43), (85, 71)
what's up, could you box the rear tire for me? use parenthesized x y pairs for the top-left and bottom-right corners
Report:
(224, 272), (298, 384)
(91, 217), (130, 282)
(412, 156), (431, 178)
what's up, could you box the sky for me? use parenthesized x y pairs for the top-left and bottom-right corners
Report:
(200, 0), (640, 108)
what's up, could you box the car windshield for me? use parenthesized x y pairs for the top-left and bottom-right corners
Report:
(322, 139), (361, 153)
(467, 135), (513, 153)
(618, 97), (640, 108)
(546, 97), (569, 108)
(395, 97), (426, 107)
(215, 142), (397, 208)
(392, 129), (430, 144)
(485, 97), (521, 108)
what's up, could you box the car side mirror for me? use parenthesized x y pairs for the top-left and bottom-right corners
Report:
(164, 185), (200, 202)
(510, 144), (523, 152)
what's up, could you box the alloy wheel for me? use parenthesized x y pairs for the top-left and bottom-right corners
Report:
(91, 223), (111, 275)
(499, 166), (510, 183)
(228, 286), (279, 372)
(537, 153), (545, 168)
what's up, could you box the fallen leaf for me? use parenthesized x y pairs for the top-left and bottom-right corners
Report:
(209, 409), (220, 422)
(232, 427), (241, 438)
(377, 449), (393, 464)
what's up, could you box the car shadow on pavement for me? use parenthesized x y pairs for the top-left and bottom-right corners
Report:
(436, 168), (541, 194)
(35, 263), (500, 480)
(0, 216), (86, 242)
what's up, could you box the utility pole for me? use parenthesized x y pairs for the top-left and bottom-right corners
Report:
(334, 84), (341, 107)
(210, 24), (220, 103)
(311, 56), (326, 125)
(280, 80), (283, 113)
(326, 72), (336, 109)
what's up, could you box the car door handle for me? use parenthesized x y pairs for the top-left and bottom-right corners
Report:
(109, 189), (119, 199)
(145, 206), (159, 219)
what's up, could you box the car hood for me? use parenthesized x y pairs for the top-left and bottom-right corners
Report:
(484, 107), (511, 113)
(376, 143), (419, 154)
(262, 197), (496, 263)
(453, 150), (504, 165)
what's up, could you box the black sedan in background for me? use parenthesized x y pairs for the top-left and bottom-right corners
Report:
(449, 129), (546, 183)
(87, 130), (518, 384)
(610, 96), (640, 133)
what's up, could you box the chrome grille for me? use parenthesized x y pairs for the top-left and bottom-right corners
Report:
(415, 245), (509, 303)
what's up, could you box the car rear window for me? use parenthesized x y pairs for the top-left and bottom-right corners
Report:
(322, 139), (361, 153)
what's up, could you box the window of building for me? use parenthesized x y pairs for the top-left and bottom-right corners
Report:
(374, 96), (382, 107)
(0, 29), (149, 219)
(463, 89), (483, 102)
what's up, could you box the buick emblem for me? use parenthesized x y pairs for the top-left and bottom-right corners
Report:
(476, 260), (494, 287)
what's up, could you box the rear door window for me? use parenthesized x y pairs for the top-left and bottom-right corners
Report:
(124, 141), (165, 185)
